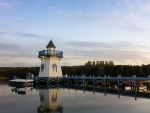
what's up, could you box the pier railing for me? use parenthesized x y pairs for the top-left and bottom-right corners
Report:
(35, 75), (150, 89)
(38, 50), (63, 58)
(34, 75), (150, 100)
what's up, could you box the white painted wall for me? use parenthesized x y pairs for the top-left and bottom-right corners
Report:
(39, 57), (62, 77)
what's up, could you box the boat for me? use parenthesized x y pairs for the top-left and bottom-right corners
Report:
(9, 79), (34, 86)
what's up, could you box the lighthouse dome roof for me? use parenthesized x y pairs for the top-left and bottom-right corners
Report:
(46, 40), (56, 48)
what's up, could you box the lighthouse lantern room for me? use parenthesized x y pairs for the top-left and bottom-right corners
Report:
(38, 40), (63, 77)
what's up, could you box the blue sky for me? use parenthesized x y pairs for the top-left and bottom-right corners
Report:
(1, 0), (150, 67)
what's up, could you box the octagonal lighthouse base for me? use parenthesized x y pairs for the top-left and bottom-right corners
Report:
(39, 57), (62, 77)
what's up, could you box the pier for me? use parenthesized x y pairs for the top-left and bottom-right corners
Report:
(34, 75), (150, 93)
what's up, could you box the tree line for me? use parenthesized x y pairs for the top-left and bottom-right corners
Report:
(62, 61), (150, 77)
(0, 67), (39, 79)
(1, 61), (150, 79)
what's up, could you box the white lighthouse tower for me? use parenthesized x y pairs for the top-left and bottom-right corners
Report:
(38, 40), (63, 77)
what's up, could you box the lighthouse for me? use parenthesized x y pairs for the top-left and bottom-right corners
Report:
(38, 40), (63, 77)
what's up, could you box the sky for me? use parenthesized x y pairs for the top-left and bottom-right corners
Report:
(1, 0), (150, 67)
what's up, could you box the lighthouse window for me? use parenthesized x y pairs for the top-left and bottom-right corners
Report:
(52, 64), (57, 72)
(41, 64), (44, 72)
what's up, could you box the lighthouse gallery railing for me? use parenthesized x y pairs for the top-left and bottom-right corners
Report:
(38, 50), (63, 58)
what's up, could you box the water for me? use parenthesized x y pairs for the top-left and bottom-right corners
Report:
(0, 82), (150, 113)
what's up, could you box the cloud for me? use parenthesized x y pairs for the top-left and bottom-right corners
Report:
(125, 0), (135, 9)
(48, 6), (53, 10)
(0, 2), (13, 7)
(0, 2), (14, 11)
(122, 12), (140, 21)
(63, 10), (141, 26)
(0, 39), (38, 58)
(14, 33), (49, 39)
(118, 60), (125, 63)
(125, 26), (147, 31)
(0, 31), (62, 61)
(56, 9), (64, 14)
(1, 39), (150, 66)
(36, 6), (42, 10)
(139, 2), (150, 12)
(0, 31), (5, 34)
(72, 12), (120, 23)
(0, 31), (51, 40)
(60, 41), (150, 65)
(61, 62), (71, 66)
(3, 59), (8, 61)
(9, 62), (33, 67)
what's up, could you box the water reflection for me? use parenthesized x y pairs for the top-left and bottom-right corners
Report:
(66, 84), (138, 100)
(11, 86), (33, 95)
(4, 83), (150, 113)
(10, 84), (143, 101)
(37, 87), (63, 113)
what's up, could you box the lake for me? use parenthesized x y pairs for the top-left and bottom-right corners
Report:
(0, 81), (150, 113)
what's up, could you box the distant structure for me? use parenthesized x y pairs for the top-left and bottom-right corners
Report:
(38, 40), (63, 77)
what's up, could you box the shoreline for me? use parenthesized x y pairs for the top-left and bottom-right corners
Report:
(0, 76), (9, 80)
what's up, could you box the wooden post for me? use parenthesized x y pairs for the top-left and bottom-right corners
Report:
(57, 76), (59, 84)
(63, 76), (65, 84)
(147, 82), (149, 91)
(36, 77), (38, 84)
(133, 75), (137, 92)
(75, 75), (77, 85)
(93, 84), (95, 95)
(118, 75), (120, 98)
(148, 75), (150, 90)
(84, 83), (85, 93)
(83, 76), (85, 86)
(118, 75), (120, 87)
(68, 84), (69, 91)
(104, 75), (106, 87)
(93, 75), (95, 86)
(131, 81), (132, 90)
(47, 77), (49, 84)
(104, 86), (106, 96)
(75, 84), (77, 92)
(68, 76), (69, 84)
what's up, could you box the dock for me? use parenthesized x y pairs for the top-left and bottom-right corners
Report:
(34, 75), (150, 92)
(9, 79), (34, 86)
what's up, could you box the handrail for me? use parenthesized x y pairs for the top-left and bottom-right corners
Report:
(38, 50), (63, 58)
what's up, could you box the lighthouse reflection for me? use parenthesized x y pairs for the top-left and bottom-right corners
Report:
(37, 87), (63, 113)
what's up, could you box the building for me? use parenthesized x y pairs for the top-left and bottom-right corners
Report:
(38, 40), (63, 78)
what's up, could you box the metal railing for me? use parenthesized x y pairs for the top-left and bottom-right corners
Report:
(38, 50), (63, 58)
